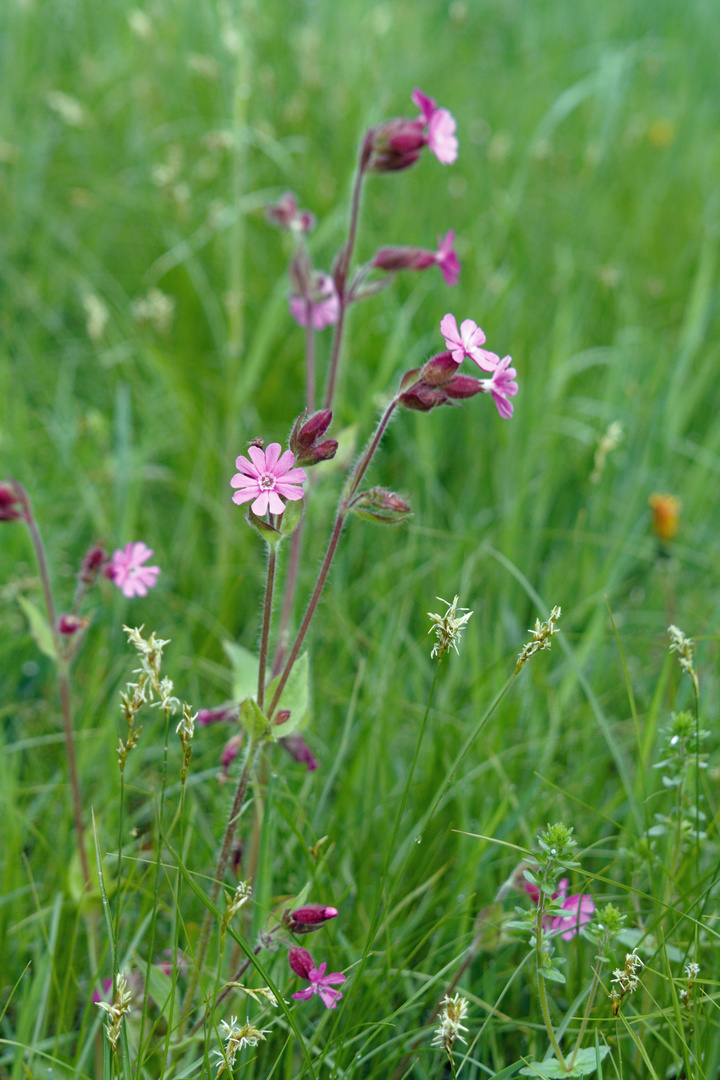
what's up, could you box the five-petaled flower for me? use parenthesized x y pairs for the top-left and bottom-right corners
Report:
(105, 542), (161, 598)
(524, 876), (595, 941)
(288, 947), (346, 1009)
(231, 443), (307, 517)
(411, 88), (459, 165)
(478, 355), (519, 419)
(434, 231), (461, 286)
(289, 272), (340, 331)
(440, 313), (496, 370)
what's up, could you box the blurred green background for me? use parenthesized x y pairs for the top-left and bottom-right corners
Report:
(2, 0), (720, 1069)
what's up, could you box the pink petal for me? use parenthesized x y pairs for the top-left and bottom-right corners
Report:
(267, 491), (285, 515)
(440, 312), (460, 346)
(411, 87), (436, 122)
(492, 392), (514, 419)
(274, 449), (297, 475)
(275, 482), (304, 501)
(234, 455), (259, 477)
(320, 972), (346, 986)
(278, 466), (307, 484)
(232, 489), (256, 505)
(264, 443), (282, 468)
(231, 473), (258, 489)
(428, 108), (458, 165)
(292, 988), (315, 1001)
(289, 296), (309, 327)
(251, 491), (269, 516)
(247, 445), (267, 470)
(319, 987), (342, 1008)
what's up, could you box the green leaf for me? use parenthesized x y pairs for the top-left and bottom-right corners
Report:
(539, 965), (566, 983)
(223, 641), (260, 701)
(18, 595), (58, 661)
(265, 652), (310, 736)
(247, 510), (282, 548)
(240, 697), (272, 739)
(144, 963), (180, 1027)
(519, 1048), (609, 1078)
(279, 497), (304, 536)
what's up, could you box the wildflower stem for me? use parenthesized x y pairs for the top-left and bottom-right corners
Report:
(322, 134), (368, 411)
(183, 735), (262, 1019)
(305, 315), (316, 413)
(568, 955), (605, 1069)
(257, 548), (277, 711)
(12, 482), (90, 889)
(535, 894), (567, 1071)
(271, 523), (303, 678)
(267, 398), (397, 719)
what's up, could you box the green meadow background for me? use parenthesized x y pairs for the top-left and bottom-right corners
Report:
(2, 0), (720, 1075)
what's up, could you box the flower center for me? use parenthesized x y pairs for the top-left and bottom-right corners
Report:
(260, 473), (276, 490)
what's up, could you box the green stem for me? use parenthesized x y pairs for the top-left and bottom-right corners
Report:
(257, 548), (276, 711)
(535, 894), (567, 1070)
(568, 948), (607, 1069)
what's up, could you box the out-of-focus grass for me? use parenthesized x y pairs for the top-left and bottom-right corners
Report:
(2, 0), (720, 1075)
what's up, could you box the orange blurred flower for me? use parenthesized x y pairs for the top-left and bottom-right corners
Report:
(649, 493), (681, 541)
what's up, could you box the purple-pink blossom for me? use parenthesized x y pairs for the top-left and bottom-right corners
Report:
(290, 956), (346, 1009)
(434, 231), (460, 286)
(104, 542), (161, 598)
(411, 88), (458, 165)
(479, 355), (518, 419)
(289, 273), (340, 331)
(231, 443), (307, 517)
(440, 313), (495, 369)
(550, 879), (595, 941)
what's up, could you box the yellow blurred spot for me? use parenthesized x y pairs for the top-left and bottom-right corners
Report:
(649, 493), (681, 540)
(647, 119), (675, 149)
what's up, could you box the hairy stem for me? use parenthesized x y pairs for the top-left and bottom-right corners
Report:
(257, 548), (277, 711)
(305, 315), (316, 413)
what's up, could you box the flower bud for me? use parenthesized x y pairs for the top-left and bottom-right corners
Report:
(58, 614), (88, 636)
(290, 410), (338, 466)
(288, 946), (314, 979)
(0, 482), (23, 522)
(198, 704), (240, 726)
(419, 351), (459, 387)
(398, 385), (448, 412)
(220, 733), (243, 773)
(349, 487), (412, 524)
(280, 733), (319, 771)
(367, 118), (427, 173)
(291, 904), (339, 925)
(372, 246), (435, 273)
(78, 544), (107, 584)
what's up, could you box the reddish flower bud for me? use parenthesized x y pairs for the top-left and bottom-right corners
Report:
(220, 733), (243, 774)
(58, 614), (88, 636)
(445, 374), (484, 399)
(272, 709), (292, 726)
(0, 483), (23, 522)
(79, 544), (107, 584)
(292, 409), (333, 451)
(280, 733), (319, 771)
(367, 118), (427, 173)
(398, 385), (448, 412)
(198, 704), (240, 725)
(349, 487), (412, 524)
(288, 946), (314, 979)
(372, 246), (435, 274)
(419, 351), (459, 387)
(291, 905), (339, 925)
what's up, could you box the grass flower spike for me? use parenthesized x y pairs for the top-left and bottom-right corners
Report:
(428, 595), (473, 659)
(214, 1016), (269, 1075)
(515, 606), (561, 673)
(105, 542), (160, 597)
(431, 993), (469, 1055)
(96, 972), (133, 1052)
(668, 624), (699, 694)
(231, 443), (307, 516)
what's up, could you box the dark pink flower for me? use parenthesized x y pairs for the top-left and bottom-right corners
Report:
(289, 273), (340, 331)
(291, 958), (346, 1009)
(231, 443), (307, 517)
(434, 231), (460, 286)
(58, 614), (87, 636)
(290, 905), (339, 925)
(411, 88), (458, 165)
(440, 313), (495, 368)
(197, 704), (240, 726)
(280, 733), (319, 771)
(104, 542), (161, 598)
(479, 355), (518, 419)
(266, 191), (315, 234)
(0, 482), (23, 522)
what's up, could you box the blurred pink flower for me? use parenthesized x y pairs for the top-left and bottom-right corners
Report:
(434, 231), (460, 286)
(411, 88), (458, 165)
(292, 961), (346, 1009)
(480, 355), (518, 419)
(289, 273), (340, 330)
(440, 314), (494, 368)
(550, 879), (595, 941)
(105, 542), (160, 598)
(231, 443), (307, 516)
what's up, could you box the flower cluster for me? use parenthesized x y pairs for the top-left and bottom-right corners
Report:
(431, 993), (469, 1056)
(427, 595), (473, 659)
(515, 606), (561, 674)
(96, 972), (133, 1052)
(610, 950), (644, 1015)
(679, 960), (700, 1010)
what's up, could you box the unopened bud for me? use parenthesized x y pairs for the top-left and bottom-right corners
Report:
(288, 946), (314, 979)
(372, 246), (435, 273)
(288, 904), (339, 931)
(272, 709), (291, 726)
(58, 614), (89, 636)
(367, 118), (427, 173)
(350, 487), (412, 524)
(290, 410), (338, 466)
(79, 544), (107, 584)
(419, 351), (459, 387)
(0, 483), (23, 522)
(280, 733), (319, 771)
(198, 703), (240, 726)
(220, 733), (243, 773)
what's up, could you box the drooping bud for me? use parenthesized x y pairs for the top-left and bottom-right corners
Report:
(78, 544), (107, 584)
(280, 733), (319, 771)
(266, 190), (316, 234)
(349, 487), (412, 524)
(197, 703), (240, 726)
(288, 946), (314, 979)
(398, 385), (448, 412)
(0, 482), (23, 522)
(58, 614), (89, 636)
(285, 905), (339, 934)
(366, 118), (427, 173)
(290, 410), (338, 467)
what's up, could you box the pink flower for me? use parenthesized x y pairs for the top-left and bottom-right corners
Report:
(550, 880), (595, 941)
(434, 231), (460, 286)
(231, 443), (307, 517)
(105, 542), (161, 598)
(411, 88), (458, 165)
(440, 313), (495, 368)
(291, 960), (346, 1009)
(289, 273), (340, 331)
(479, 355), (518, 419)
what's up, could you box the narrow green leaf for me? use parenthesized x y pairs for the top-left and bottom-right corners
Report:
(18, 595), (58, 661)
